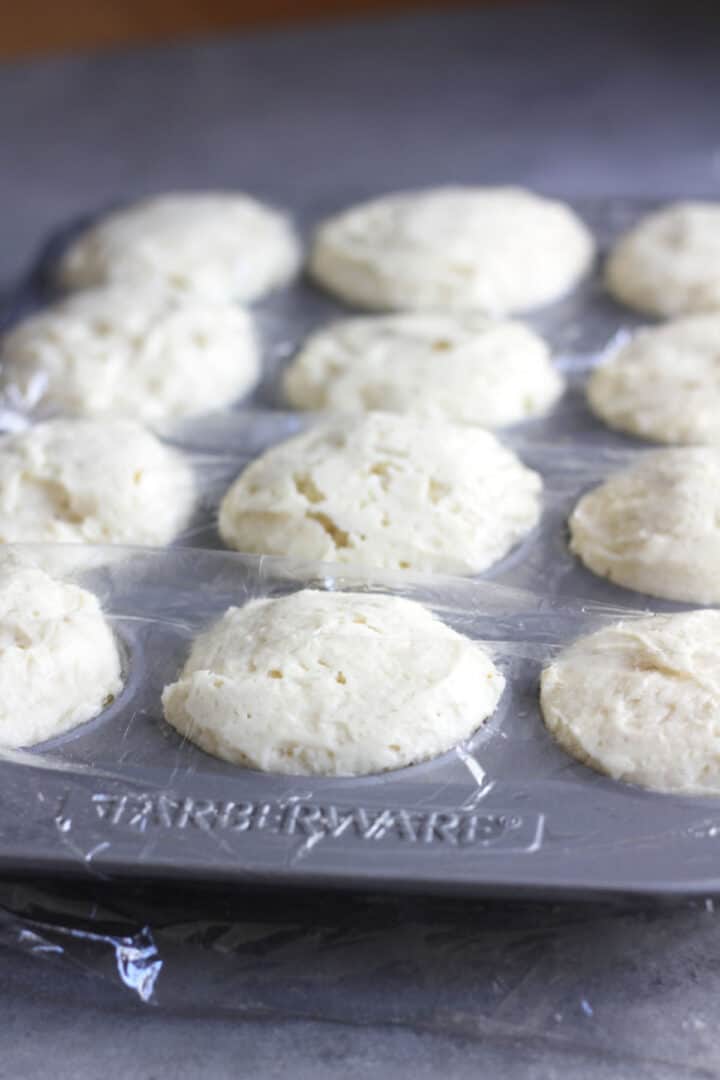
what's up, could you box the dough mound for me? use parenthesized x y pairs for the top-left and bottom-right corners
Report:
(58, 192), (300, 303)
(309, 186), (595, 314)
(1, 284), (260, 421)
(570, 448), (720, 603)
(162, 589), (504, 775)
(588, 315), (720, 445)
(0, 418), (194, 546)
(284, 313), (564, 426)
(218, 412), (542, 574)
(0, 565), (122, 748)
(606, 202), (720, 317)
(541, 610), (720, 795)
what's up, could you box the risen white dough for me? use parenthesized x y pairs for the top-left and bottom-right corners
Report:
(588, 315), (720, 445)
(309, 186), (595, 314)
(284, 312), (564, 426)
(1, 284), (260, 421)
(0, 565), (122, 748)
(58, 192), (300, 303)
(0, 418), (194, 546)
(162, 589), (504, 775)
(218, 412), (542, 574)
(541, 610), (720, 795)
(569, 448), (720, 604)
(606, 202), (720, 317)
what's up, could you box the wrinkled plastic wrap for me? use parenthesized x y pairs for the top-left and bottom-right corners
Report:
(1, 198), (719, 1027)
(0, 539), (716, 899)
(0, 401), (678, 598)
(0, 196), (651, 426)
(1, 874), (720, 1080)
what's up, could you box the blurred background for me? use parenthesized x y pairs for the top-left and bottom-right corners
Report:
(2, 4), (720, 1080)
(2, 0), (519, 58)
(1, 1), (717, 296)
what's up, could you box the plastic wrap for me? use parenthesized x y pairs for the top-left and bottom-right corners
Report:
(1, 872), (719, 1080)
(0, 197), (718, 1024)
(163, 415), (675, 611)
(0, 197), (654, 427)
(0, 401), (677, 606)
(0, 541), (717, 901)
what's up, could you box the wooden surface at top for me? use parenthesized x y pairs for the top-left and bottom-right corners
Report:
(0, 0), (513, 60)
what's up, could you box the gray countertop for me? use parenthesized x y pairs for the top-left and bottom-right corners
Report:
(1, 0), (719, 292)
(1, 3), (720, 1077)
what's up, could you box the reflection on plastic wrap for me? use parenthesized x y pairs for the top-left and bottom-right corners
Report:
(0, 545), (717, 897)
(0, 884), (162, 1003)
(0, 404), (672, 607)
(1, 197), (654, 434)
(0, 197), (718, 909)
(1, 876), (720, 1076)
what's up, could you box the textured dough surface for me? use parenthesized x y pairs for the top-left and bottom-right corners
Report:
(0, 418), (194, 546)
(284, 313), (564, 426)
(0, 565), (122, 747)
(1, 284), (260, 421)
(541, 610), (720, 795)
(570, 448), (720, 603)
(162, 589), (504, 775)
(606, 202), (720, 317)
(588, 315), (720, 445)
(58, 192), (300, 303)
(309, 186), (595, 314)
(218, 412), (542, 574)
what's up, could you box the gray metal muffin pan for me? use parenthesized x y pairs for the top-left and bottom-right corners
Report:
(2, 196), (720, 901)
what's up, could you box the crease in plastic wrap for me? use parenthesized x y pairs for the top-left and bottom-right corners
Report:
(2, 876), (720, 1079)
(1, 199), (720, 1047)
(0, 540), (716, 900)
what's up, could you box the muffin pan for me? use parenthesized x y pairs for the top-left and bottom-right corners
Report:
(1, 197), (719, 899)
